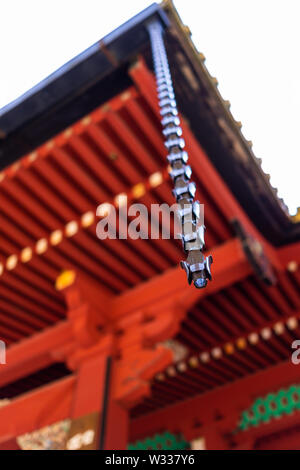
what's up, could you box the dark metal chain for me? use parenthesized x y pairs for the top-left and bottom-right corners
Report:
(147, 21), (212, 288)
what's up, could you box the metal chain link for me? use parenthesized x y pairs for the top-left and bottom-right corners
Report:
(147, 21), (212, 288)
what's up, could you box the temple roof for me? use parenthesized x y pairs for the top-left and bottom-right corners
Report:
(0, 1), (299, 420)
(0, 1), (298, 245)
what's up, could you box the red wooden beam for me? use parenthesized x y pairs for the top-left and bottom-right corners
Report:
(0, 376), (75, 444)
(0, 237), (251, 386)
(234, 408), (300, 449)
(130, 358), (300, 443)
(0, 322), (73, 388)
(0, 236), (285, 392)
(111, 237), (252, 318)
(0, 357), (132, 449)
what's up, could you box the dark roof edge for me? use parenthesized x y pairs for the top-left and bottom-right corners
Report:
(0, 3), (168, 136)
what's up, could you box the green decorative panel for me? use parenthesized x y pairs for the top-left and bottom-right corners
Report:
(128, 431), (190, 450)
(238, 384), (300, 431)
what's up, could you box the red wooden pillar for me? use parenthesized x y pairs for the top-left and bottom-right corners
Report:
(71, 353), (108, 419)
(103, 399), (129, 450)
(69, 353), (129, 450)
(102, 358), (129, 450)
(0, 438), (21, 450)
(46, 269), (191, 449)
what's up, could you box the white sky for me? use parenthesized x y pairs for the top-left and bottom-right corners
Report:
(0, 0), (299, 214)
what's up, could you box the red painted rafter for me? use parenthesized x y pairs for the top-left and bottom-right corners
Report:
(0, 51), (298, 452)
(1, 65), (292, 346)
